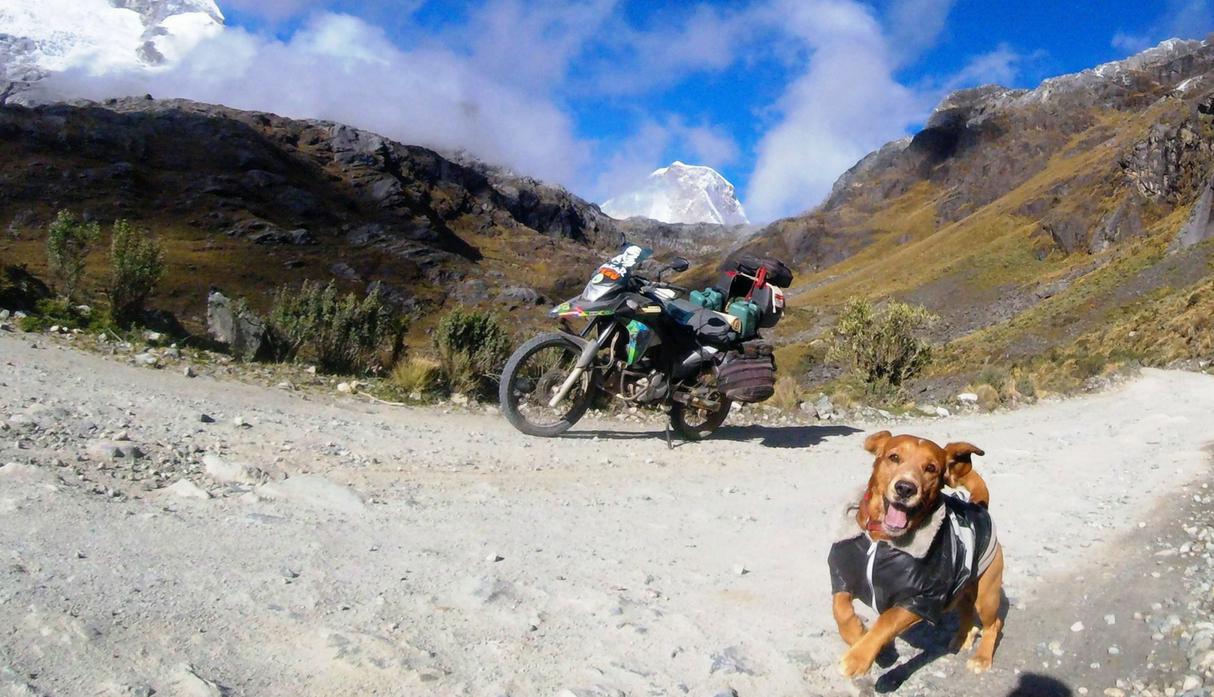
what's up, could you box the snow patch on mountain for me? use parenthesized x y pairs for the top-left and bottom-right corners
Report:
(0, 0), (223, 87)
(602, 162), (749, 226)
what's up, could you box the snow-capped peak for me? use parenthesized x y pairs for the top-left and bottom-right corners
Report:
(602, 161), (750, 226)
(0, 0), (224, 85)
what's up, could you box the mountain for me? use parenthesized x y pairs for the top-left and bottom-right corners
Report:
(0, 0), (223, 98)
(602, 161), (750, 226)
(0, 97), (735, 328)
(740, 36), (1214, 395)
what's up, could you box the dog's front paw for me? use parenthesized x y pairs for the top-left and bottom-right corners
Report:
(950, 626), (979, 652)
(966, 655), (992, 673)
(838, 647), (874, 678)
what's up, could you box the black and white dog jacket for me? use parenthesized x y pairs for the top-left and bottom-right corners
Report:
(828, 493), (998, 625)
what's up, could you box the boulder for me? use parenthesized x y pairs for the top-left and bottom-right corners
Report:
(1174, 175), (1214, 250)
(1088, 197), (1145, 253)
(498, 286), (544, 305)
(206, 289), (269, 361)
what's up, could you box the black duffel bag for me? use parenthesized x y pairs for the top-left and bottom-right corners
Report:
(718, 347), (776, 403)
(726, 254), (794, 288)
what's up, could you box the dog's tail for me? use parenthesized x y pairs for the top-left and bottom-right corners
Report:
(955, 469), (990, 508)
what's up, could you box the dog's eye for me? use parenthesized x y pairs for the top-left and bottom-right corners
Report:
(888, 453), (900, 463)
(925, 464), (938, 474)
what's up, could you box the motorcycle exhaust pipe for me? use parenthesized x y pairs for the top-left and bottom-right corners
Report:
(548, 325), (615, 408)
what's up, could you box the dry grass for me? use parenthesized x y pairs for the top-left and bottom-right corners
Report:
(767, 376), (805, 412)
(390, 356), (444, 396)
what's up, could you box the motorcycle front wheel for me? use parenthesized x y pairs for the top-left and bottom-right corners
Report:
(669, 399), (732, 441)
(499, 332), (596, 437)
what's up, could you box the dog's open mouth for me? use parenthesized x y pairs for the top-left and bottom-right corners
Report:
(883, 500), (915, 535)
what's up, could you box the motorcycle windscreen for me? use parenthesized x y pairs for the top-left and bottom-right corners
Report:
(582, 244), (652, 301)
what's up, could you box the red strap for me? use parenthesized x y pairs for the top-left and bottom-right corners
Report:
(746, 266), (767, 300)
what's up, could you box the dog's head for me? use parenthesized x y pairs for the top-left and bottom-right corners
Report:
(860, 431), (984, 539)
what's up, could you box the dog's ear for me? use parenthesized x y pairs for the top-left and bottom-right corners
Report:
(943, 441), (984, 485)
(864, 431), (893, 456)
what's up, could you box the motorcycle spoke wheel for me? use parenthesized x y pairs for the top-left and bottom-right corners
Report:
(500, 333), (594, 437)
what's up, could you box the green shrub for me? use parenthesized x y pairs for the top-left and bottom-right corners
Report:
(18, 298), (108, 333)
(107, 220), (164, 325)
(268, 280), (406, 374)
(433, 309), (511, 397)
(826, 297), (937, 395)
(46, 210), (100, 302)
(1015, 375), (1037, 399)
(976, 363), (1009, 389)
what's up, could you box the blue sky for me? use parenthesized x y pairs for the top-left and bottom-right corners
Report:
(197, 0), (1214, 221)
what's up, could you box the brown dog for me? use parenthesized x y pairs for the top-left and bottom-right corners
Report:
(828, 431), (1004, 677)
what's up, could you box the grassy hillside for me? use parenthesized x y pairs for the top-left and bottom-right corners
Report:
(746, 39), (1214, 400)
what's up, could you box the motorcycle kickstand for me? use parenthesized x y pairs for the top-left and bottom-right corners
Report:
(664, 422), (674, 450)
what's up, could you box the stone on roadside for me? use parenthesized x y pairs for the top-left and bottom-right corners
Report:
(958, 392), (979, 403)
(337, 382), (353, 394)
(233, 416), (250, 428)
(207, 289), (270, 361)
(87, 440), (142, 460)
(167, 664), (223, 697)
(256, 475), (365, 514)
(166, 479), (211, 500)
(1071, 621), (1084, 632)
(203, 453), (256, 484)
(733, 564), (749, 576)
(183, 364), (196, 378)
(199, 413), (215, 423)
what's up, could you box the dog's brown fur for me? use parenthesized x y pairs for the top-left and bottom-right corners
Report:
(834, 431), (1004, 677)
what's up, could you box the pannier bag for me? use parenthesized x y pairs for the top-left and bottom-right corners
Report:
(718, 349), (776, 403)
(749, 284), (787, 329)
(668, 299), (740, 345)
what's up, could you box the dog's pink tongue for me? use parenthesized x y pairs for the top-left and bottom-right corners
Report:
(885, 506), (908, 530)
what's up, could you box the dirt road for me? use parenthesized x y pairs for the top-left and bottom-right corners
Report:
(1, 331), (1211, 696)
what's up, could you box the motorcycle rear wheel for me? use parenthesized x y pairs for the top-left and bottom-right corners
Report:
(669, 399), (732, 441)
(499, 332), (596, 437)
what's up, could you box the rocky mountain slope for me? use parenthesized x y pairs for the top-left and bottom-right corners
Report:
(0, 97), (733, 328)
(742, 37), (1214, 391)
(602, 161), (750, 226)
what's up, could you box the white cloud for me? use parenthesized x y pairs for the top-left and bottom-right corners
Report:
(945, 43), (1024, 89)
(44, 11), (592, 187)
(745, 0), (934, 222)
(885, 0), (956, 66)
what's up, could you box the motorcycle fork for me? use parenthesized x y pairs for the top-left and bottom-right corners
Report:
(547, 322), (617, 408)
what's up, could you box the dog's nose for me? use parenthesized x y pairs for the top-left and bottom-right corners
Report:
(894, 480), (917, 499)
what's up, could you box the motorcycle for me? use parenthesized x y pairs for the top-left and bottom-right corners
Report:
(498, 244), (790, 441)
